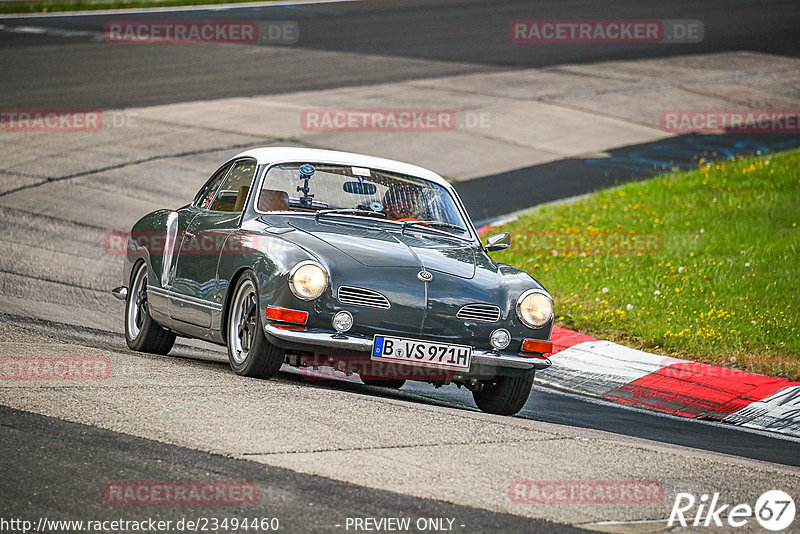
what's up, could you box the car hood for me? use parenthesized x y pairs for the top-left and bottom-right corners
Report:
(288, 218), (477, 279)
(247, 214), (550, 343)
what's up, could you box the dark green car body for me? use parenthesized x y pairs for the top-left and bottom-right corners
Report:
(118, 148), (552, 387)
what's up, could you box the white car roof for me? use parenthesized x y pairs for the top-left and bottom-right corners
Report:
(232, 147), (451, 189)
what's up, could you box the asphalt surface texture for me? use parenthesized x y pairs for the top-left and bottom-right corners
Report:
(2, 311), (799, 532)
(2, 0), (800, 532)
(5, 311), (800, 469)
(0, 0), (798, 108)
(0, 405), (583, 533)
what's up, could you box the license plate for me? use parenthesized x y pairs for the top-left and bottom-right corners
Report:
(371, 335), (472, 371)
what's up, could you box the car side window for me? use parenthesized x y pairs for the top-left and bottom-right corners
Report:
(194, 162), (233, 209)
(208, 159), (258, 213)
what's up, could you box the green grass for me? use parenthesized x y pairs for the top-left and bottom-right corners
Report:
(0, 0), (277, 14)
(493, 149), (800, 379)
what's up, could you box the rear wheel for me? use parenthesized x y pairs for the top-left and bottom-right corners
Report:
(125, 262), (175, 354)
(226, 272), (285, 379)
(472, 372), (535, 416)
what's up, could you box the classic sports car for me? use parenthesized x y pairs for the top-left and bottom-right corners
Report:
(113, 147), (554, 415)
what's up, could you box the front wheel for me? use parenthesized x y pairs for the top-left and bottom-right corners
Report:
(226, 272), (285, 379)
(472, 372), (535, 416)
(125, 262), (175, 354)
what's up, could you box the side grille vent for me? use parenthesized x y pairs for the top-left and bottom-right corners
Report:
(337, 286), (391, 309)
(457, 303), (501, 322)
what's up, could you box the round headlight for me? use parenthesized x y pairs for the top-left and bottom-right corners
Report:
(516, 290), (554, 328)
(289, 261), (328, 300)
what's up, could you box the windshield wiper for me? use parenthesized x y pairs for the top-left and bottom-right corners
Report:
(315, 209), (387, 221)
(401, 220), (466, 235)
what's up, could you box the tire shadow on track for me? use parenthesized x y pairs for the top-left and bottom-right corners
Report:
(0, 310), (470, 411)
(5, 311), (799, 468)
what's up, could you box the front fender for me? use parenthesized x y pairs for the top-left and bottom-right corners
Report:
(123, 209), (179, 290)
(497, 263), (553, 341)
(215, 230), (324, 335)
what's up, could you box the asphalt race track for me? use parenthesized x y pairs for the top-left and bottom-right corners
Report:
(2, 1), (800, 532)
(0, 406), (580, 533)
(1, 0), (799, 109)
(2, 311), (799, 531)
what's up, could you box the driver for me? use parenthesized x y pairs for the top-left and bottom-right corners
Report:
(382, 186), (426, 221)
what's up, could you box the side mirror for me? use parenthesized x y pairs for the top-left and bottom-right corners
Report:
(485, 232), (510, 252)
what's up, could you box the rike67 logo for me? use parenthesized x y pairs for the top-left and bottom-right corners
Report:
(669, 490), (795, 530)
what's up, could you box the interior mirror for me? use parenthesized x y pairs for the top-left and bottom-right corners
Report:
(485, 232), (511, 252)
(343, 181), (377, 195)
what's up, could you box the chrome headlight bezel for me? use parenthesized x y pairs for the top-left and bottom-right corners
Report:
(490, 328), (512, 350)
(288, 260), (329, 301)
(515, 289), (554, 328)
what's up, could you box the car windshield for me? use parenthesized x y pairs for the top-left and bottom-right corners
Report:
(257, 163), (471, 238)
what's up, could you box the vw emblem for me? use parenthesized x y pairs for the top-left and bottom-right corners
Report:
(417, 270), (433, 282)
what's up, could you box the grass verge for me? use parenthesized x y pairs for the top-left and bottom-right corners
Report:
(493, 149), (800, 379)
(0, 0), (277, 14)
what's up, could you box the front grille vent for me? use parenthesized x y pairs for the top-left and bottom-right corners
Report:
(457, 303), (501, 322)
(337, 286), (391, 309)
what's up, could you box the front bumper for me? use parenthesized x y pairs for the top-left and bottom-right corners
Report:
(264, 324), (551, 378)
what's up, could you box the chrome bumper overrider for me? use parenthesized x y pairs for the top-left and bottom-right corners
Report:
(263, 324), (551, 372)
(112, 287), (128, 300)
